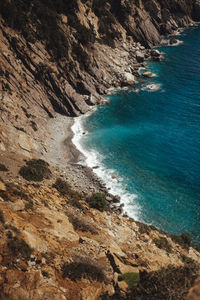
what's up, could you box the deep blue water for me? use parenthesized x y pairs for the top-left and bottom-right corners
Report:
(77, 27), (200, 242)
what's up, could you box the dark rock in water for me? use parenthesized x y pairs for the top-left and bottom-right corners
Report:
(121, 73), (136, 87)
(123, 213), (128, 218)
(112, 195), (121, 203)
(151, 49), (161, 57)
(151, 49), (162, 61)
(136, 51), (145, 63)
(170, 38), (178, 45)
(142, 71), (154, 78)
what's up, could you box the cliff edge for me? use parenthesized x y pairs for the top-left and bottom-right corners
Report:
(0, 1), (200, 299)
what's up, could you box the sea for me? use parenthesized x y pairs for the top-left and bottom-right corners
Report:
(72, 26), (200, 243)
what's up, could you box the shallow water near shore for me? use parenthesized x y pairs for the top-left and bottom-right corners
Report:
(73, 26), (200, 243)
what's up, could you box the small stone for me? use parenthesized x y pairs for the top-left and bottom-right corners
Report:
(0, 181), (6, 191)
(106, 196), (113, 202)
(112, 196), (121, 203)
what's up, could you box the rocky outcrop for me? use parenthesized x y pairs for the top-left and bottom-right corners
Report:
(0, 154), (199, 299)
(0, 2), (200, 298)
(0, 1), (199, 155)
(0, 0), (199, 157)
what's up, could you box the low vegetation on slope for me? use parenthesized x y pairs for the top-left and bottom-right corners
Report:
(105, 261), (199, 300)
(0, 156), (199, 299)
(19, 159), (51, 181)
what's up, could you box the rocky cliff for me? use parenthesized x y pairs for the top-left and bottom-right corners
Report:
(0, 0), (200, 156)
(0, 154), (200, 300)
(0, 1), (200, 299)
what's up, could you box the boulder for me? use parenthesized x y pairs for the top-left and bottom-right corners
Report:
(112, 174), (118, 179)
(169, 38), (178, 45)
(136, 51), (145, 63)
(112, 196), (121, 203)
(142, 71), (154, 78)
(122, 72), (136, 86)
(151, 49), (161, 57)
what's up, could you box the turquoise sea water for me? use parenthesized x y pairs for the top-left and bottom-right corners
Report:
(73, 27), (200, 243)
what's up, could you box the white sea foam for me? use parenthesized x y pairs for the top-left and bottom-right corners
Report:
(72, 114), (140, 220)
(161, 38), (183, 47)
(142, 83), (162, 92)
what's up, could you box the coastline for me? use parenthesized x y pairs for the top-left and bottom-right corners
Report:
(41, 112), (129, 215)
(41, 24), (199, 220)
(67, 24), (200, 222)
(41, 113), (111, 196)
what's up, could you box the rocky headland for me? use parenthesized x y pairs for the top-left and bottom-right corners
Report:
(0, 0), (200, 299)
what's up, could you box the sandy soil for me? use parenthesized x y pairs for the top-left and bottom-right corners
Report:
(41, 114), (107, 195)
(41, 114), (82, 166)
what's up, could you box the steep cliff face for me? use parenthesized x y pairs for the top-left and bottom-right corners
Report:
(0, 0), (200, 157)
(0, 154), (199, 300)
(0, 2), (200, 299)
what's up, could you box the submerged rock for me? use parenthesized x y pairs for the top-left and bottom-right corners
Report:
(142, 71), (154, 78)
(170, 37), (178, 45)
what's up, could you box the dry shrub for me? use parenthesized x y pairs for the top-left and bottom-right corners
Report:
(67, 212), (97, 234)
(19, 159), (51, 181)
(62, 256), (106, 282)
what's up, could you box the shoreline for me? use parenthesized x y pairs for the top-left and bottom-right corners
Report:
(41, 24), (199, 219)
(41, 113), (111, 196)
(41, 113), (128, 215)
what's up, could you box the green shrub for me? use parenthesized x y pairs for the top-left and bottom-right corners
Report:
(52, 178), (71, 195)
(154, 237), (172, 253)
(8, 237), (33, 259)
(0, 210), (5, 224)
(104, 262), (199, 299)
(0, 164), (8, 172)
(19, 159), (51, 181)
(131, 263), (199, 300)
(118, 272), (140, 288)
(86, 193), (108, 212)
(62, 257), (106, 282)
(171, 233), (192, 250)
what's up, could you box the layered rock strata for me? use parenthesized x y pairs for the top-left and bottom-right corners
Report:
(0, 0), (200, 156)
